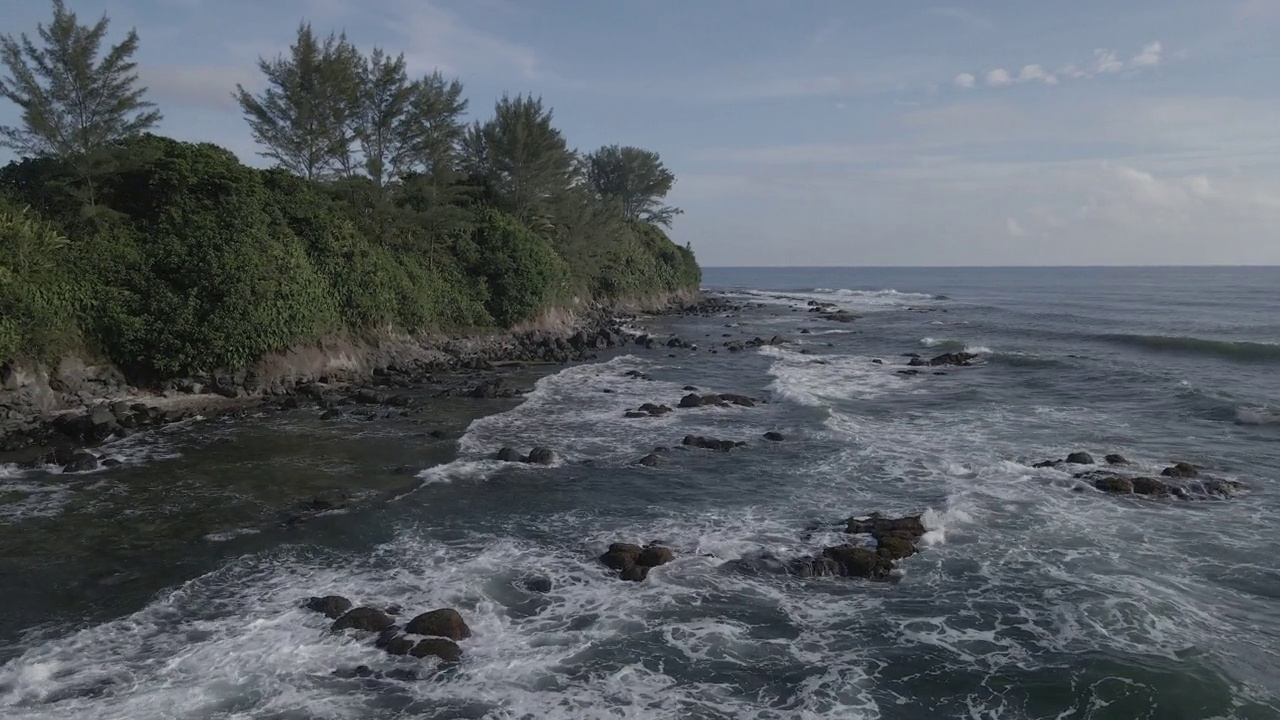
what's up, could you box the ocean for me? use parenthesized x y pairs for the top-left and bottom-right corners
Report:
(1, 266), (1278, 719)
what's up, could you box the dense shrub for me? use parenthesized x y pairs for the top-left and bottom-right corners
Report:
(0, 135), (699, 378)
(467, 209), (567, 327)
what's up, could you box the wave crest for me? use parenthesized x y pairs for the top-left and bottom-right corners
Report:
(1098, 334), (1280, 363)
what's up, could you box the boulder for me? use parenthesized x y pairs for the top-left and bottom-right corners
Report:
(1131, 477), (1171, 496)
(600, 543), (642, 570)
(1066, 452), (1095, 465)
(495, 447), (523, 462)
(677, 393), (704, 409)
(763, 431), (786, 442)
(331, 607), (395, 633)
(619, 565), (650, 582)
(638, 546), (675, 567)
(637, 454), (661, 467)
(410, 638), (463, 662)
(875, 534), (918, 560)
(927, 352), (978, 367)
(375, 628), (417, 656)
(305, 595), (353, 619)
(1093, 476), (1134, 494)
(845, 513), (925, 539)
(1161, 462), (1199, 478)
(1104, 454), (1130, 465)
(405, 608), (472, 640)
(62, 451), (99, 473)
(822, 544), (893, 579)
(525, 447), (556, 465)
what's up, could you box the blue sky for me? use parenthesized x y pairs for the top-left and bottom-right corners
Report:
(3, 0), (1280, 265)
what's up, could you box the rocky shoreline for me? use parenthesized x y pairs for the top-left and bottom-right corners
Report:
(0, 293), (725, 471)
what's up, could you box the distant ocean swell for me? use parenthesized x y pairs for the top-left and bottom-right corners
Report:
(1096, 334), (1280, 363)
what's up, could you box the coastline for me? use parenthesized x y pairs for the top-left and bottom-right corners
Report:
(0, 290), (703, 457)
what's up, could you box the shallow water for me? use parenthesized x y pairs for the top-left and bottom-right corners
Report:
(1, 266), (1278, 719)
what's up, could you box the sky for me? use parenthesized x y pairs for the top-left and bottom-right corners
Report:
(2, 0), (1279, 266)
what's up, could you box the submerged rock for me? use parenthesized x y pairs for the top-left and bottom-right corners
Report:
(1066, 452), (1095, 465)
(682, 435), (744, 451)
(1104, 454), (1130, 465)
(495, 447), (523, 462)
(763, 431), (786, 442)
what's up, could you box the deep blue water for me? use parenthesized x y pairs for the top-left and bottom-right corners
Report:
(1, 266), (1277, 719)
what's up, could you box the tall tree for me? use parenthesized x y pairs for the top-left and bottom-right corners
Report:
(460, 94), (575, 224)
(355, 48), (414, 193)
(0, 0), (161, 205)
(398, 71), (467, 178)
(234, 23), (359, 180)
(585, 145), (682, 227)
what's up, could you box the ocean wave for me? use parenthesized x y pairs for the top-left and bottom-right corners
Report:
(1097, 333), (1280, 363)
(1235, 407), (1280, 426)
(812, 287), (938, 302)
(760, 345), (916, 407)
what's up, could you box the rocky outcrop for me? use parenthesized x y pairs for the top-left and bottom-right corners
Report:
(682, 435), (746, 451)
(908, 352), (978, 368)
(1077, 468), (1244, 500)
(493, 447), (558, 465)
(789, 512), (927, 581)
(305, 595), (354, 619)
(599, 541), (676, 582)
(308, 597), (475, 664)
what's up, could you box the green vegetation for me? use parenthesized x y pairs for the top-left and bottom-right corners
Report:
(0, 3), (698, 380)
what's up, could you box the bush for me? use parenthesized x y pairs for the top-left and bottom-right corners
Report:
(467, 209), (566, 326)
(0, 195), (81, 362)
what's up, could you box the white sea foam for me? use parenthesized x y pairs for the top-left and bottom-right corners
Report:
(760, 345), (915, 407)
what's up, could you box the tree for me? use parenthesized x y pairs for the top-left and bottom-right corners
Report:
(0, 0), (161, 205)
(234, 23), (360, 180)
(355, 48), (414, 193)
(585, 144), (682, 227)
(461, 94), (575, 224)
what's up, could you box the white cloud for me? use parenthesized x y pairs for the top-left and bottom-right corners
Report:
(1092, 49), (1124, 74)
(1006, 217), (1026, 236)
(390, 0), (542, 80)
(985, 68), (1013, 87)
(1131, 41), (1163, 68)
(1017, 64), (1058, 85)
(955, 42), (1165, 93)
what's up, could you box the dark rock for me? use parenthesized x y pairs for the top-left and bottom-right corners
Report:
(1094, 476), (1134, 494)
(763, 431), (785, 442)
(927, 352), (979, 367)
(624, 411), (649, 419)
(520, 576), (553, 593)
(1033, 459), (1063, 469)
(678, 393), (704, 408)
(1104, 454), (1130, 465)
(62, 451), (99, 473)
(876, 534), (918, 560)
(1132, 477), (1171, 496)
(897, 369), (921, 376)
(600, 543), (642, 570)
(682, 435), (743, 451)
(871, 358), (883, 364)
(320, 409), (342, 420)
(1161, 462), (1199, 478)
(822, 544), (892, 579)
(331, 607), (395, 633)
(410, 638), (463, 662)
(495, 447), (523, 462)
(908, 357), (928, 367)
(525, 447), (556, 465)
(619, 565), (650, 582)
(845, 513), (926, 539)
(683, 386), (699, 391)
(305, 595), (353, 619)
(719, 393), (756, 408)
(637, 453), (661, 467)
(405, 608), (471, 640)
(1066, 452), (1095, 465)
(637, 403), (672, 416)
(638, 546), (675, 567)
